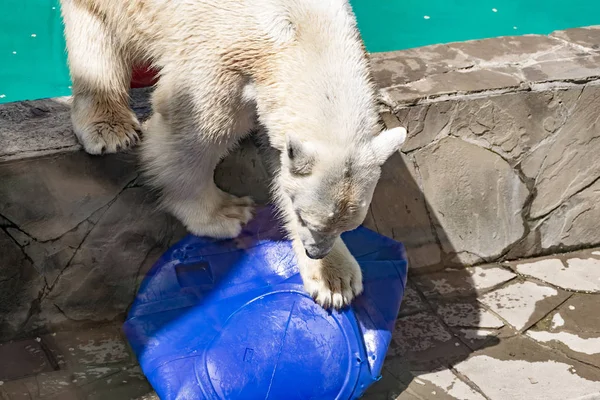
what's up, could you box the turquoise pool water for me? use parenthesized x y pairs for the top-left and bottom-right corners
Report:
(0, 0), (599, 104)
(353, 0), (600, 52)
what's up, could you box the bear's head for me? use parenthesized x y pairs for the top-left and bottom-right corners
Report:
(278, 126), (406, 259)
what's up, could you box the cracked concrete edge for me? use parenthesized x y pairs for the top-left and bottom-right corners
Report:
(0, 176), (146, 340)
(375, 25), (600, 109)
(0, 87), (153, 163)
(388, 79), (600, 113)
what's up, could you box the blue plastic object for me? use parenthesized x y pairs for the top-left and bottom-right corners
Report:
(123, 206), (407, 400)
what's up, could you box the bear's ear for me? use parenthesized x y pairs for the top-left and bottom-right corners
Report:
(371, 127), (407, 165)
(286, 135), (315, 175)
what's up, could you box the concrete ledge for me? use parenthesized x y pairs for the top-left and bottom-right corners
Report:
(372, 26), (600, 107)
(0, 88), (153, 162)
(3, 27), (599, 162)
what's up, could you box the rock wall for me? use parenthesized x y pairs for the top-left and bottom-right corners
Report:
(367, 85), (600, 272)
(365, 26), (600, 272)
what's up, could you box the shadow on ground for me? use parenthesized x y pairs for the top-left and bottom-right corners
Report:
(360, 149), (500, 399)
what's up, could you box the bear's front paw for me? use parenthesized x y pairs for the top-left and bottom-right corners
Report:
(301, 253), (363, 309)
(74, 115), (141, 155)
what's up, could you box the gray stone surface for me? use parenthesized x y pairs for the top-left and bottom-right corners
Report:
(0, 98), (77, 161)
(451, 90), (579, 162)
(376, 26), (600, 108)
(81, 366), (153, 400)
(412, 264), (516, 298)
(479, 279), (570, 331)
(529, 85), (600, 218)
(396, 102), (454, 152)
(398, 282), (428, 317)
(370, 45), (477, 88)
(528, 297), (600, 368)
(43, 327), (133, 368)
(375, 27), (600, 267)
(453, 336), (600, 400)
(0, 324), (151, 400)
(369, 149), (441, 268)
(449, 35), (570, 64)
(536, 179), (600, 250)
(0, 131), (270, 340)
(414, 137), (529, 264)
(0, 339), (54, 381)
(435, 301), (505, 329)
(511, 251), (600, 293)
(551, 26), (600, 50)
(384, 70), (600, 263)
(38, 187), (180, 325)
(0, 152), (138, 241)
(0, 88), (153, 162)
(383, 69), (523, 105)
(0, 229), (46, 340)
(361, 368), (409, 400)
(523, 54), (600, 82)
(388, 311), (472, 369)
(368, 151), (442, 270)
(401, 368), (487, 400)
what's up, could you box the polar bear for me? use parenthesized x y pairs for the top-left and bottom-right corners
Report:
(60, 0), (407, 308)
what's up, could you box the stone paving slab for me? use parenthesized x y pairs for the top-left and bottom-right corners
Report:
(398, 281), (428, 317)
(82, 367), (152, 400)
(434, 301), (505, 330)
(1, 370), (86, 399)
(453, 336), (600, 400)
(412, 264), (516, 298)
(361, 367), (409, 400)
(0, 339), (54, 382)
(378, 357), (489, 400)
(388, 311), (473, 370)
(42, 327), (133, 369)
(0, 324), (147, 400)
(526, 293), (600, 369)
(404, 368), (486, 400)
(507, 248), (600, 293)
(479, 279), (571, 331)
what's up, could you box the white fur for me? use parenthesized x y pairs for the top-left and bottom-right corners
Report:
(60, 0), (406, 308)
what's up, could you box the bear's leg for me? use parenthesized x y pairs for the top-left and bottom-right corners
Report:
(61, 0), (141, 154)
(141, 95), (256, 239)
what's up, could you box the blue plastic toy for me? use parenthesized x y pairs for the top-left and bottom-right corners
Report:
(123, 206), (407, 400)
